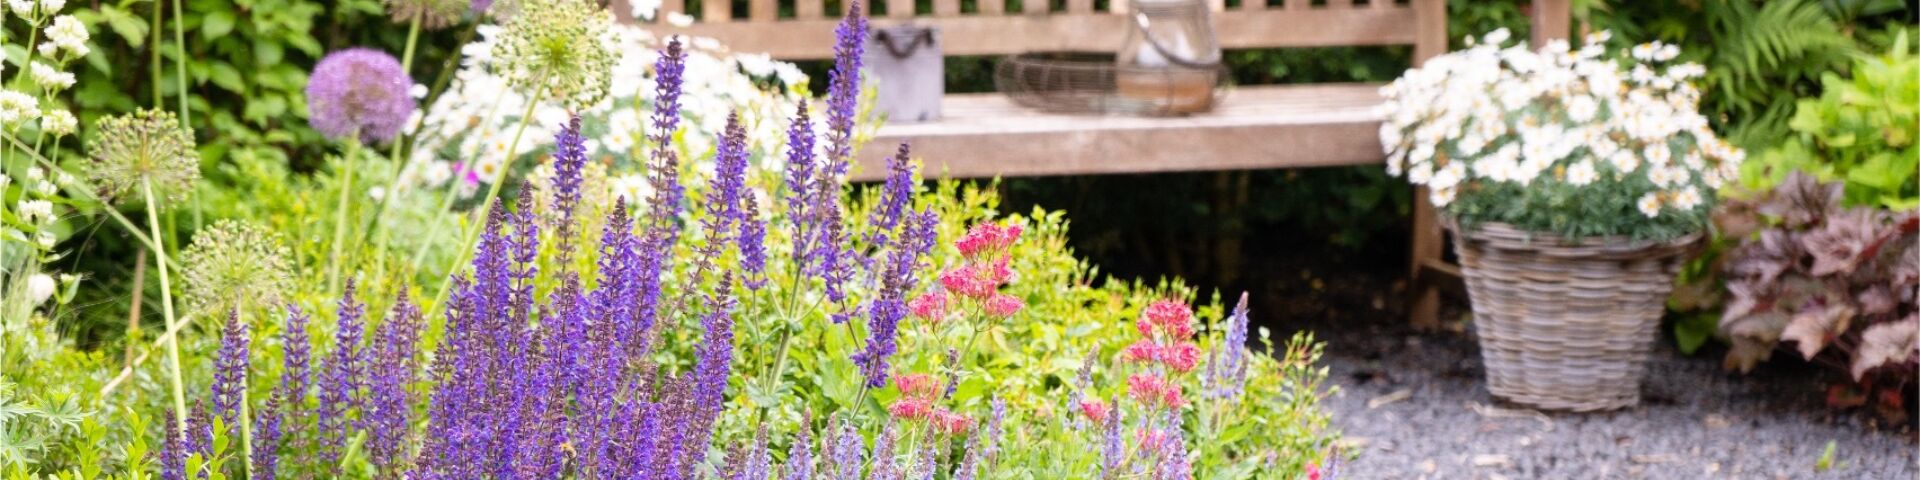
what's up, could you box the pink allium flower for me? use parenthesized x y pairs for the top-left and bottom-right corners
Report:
(983, 293), (1024, 317)
(1078, 398), (1111, 424)
(908, 291), (949, 322)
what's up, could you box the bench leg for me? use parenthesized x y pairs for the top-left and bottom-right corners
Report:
(1408, 186), (1443, 330)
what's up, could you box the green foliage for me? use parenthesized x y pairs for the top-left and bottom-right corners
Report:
(1740, 33), (1919, 210)
(1585, 0), (1909, 148)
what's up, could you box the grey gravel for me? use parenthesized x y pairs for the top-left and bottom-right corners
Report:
(1308, 319), (1920, 480)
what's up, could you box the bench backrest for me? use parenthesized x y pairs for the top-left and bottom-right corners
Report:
(612, 0), (1446, 64)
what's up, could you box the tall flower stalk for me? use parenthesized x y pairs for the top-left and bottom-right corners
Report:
(85, 109), (200, 439)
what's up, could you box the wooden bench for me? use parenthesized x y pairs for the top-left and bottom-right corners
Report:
(614, 0), (1575, 327)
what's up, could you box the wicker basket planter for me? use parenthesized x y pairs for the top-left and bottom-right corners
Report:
(1451, 221), (1702, 411)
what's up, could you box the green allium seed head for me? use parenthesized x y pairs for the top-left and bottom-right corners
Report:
(182, 219), (294, 316)
(84, 109), (200, 206)
(492, 0), (614, 111)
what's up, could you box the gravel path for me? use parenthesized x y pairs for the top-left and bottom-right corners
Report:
(1304, 318), (1919, 479)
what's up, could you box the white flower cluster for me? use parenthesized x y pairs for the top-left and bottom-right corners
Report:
(1378, 29), (1744, 219)
(2, 166), (64, 251)
(0, 1), (85, 132)
(406, 23), (810, 205)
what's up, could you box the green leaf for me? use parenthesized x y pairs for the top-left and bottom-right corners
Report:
(201, 10), (237, 38)
(1673, 313), (1719, 355)
(94, 6), (151, 48)
(254, 39), (285, 66)
(207, 62), (245, 93)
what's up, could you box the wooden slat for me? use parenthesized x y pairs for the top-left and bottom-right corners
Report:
(1371, 0), (1394, 9)
(704, 0), (732, 21)
(849, 84), (1387, 180)
(980, 0), (1005, 14)
(1327, 0), (1352, 7)
(1411, 0), (1443, 64)
(751, 0), (778, 21)
(662, 0), (687, 19)
(1530, 0), (1571, 47)
(1282, 0), (1306, 10)
(652, 7), (1418, 59)
(934, 0), (961, 15)
(1067, 0), (1093, 14)
(796, 0), (824, 19)
(1207, 0), (1225, 12)
(886, 0), (913, 17)
(1021, 0), (1047, 14)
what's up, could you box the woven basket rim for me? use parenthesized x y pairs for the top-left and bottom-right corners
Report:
(1446, 219), (1703, 260)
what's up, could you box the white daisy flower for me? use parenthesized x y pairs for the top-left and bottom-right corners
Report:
(1637, 193), (1662, 218)
(1566, 160), (1598, 186)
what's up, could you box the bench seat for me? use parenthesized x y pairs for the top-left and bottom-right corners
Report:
(853, 83), (1386, 181)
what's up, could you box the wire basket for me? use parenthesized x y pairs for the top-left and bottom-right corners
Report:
(994, 52), (1227, 116)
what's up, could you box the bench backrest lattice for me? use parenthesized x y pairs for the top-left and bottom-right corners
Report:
(612, 0), (1446, 63)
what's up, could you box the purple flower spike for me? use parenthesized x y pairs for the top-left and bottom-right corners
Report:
(1100, 400), (1123, 477)
(740, 193), (768, 290)
(279, 306), (312, 412)
(366, 291), (424, 472)
(252, 395), (284, 480)
(784, 414), (814, 480)
(824, 1), (868, 174)
(783, 100), (818, 270)
(317, 281), (368, 468)
(306, 48), (415, 144)
(551, 115), (588, 233)
(1206, 292), (1253, 400)
(865, 144), (916, 255)
(211, 309), (250, 440)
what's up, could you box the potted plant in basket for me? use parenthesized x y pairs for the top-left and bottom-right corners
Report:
(1378, 29), (1745, 411)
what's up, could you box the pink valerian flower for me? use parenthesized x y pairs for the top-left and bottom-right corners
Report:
(908, 291), (949, 322)
(983, 293), (1024, 317)
(1121, 339), (1201, 372)
(932, 409), (972, 435)
(894, 373), (942, 400)
(1139, 300), (1196, 339)
(888, 398), (935, 421)
(1078, 398), (1112, 424)
(1127, 373), (1186, 409)
(956, 222), (1023, 258)
(938, 265), (996, 298)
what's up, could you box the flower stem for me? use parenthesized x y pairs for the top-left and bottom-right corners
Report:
(328, 136), (363, 295)
(361, 13), (426, 247)
(171, 0), (189, 125)
(426, 72), (549, 318)
(143, 177), (188, 440)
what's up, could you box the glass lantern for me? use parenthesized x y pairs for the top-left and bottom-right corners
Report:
(1115, 0), (1222, 115)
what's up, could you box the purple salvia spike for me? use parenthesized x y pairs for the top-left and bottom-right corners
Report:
(279, 305), (312, 414)
(783, 100), (818, 272)
(158, 419), (186, 480)
(984, 397), (1006, 467)
(953, 430), (981, 480)
(183, 400), (212, 462)
(823, 0), (867, 175)
(633, 39), (687, 360)
(740, 191), (769, 290)
(366, 290), (424, 472)
(551, 114), (588, 256)
(251, 395), (284, 480)
(317, 281), (367, 469)
(853, 208), (940, 388)
(830, 419), (863, 480)
(1157, 421), (1191, 480)
(1099, 399), (1123, 478)
(870, 422), (898, 480)
(211, 309), (249, 440)
(783, 413), (814, 480)
(864, 143), (915, 268)
(913, 436), (942, 480)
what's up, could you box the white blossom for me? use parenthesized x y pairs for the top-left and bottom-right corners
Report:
(40, 108), (74, 136)
(27, 273), (56, 306)
(1566, 160), (1598, 186)
(1638, 193), (1662, 218)
(0, 90), (40, 125)
(29, 62), (73, 90)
